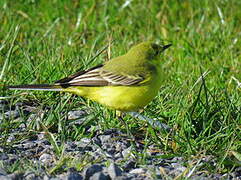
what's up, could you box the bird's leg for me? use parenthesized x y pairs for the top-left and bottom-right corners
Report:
(127, 112), (171, 132)
(116, 111), (136, 141)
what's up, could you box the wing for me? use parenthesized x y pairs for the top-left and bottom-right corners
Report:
(100, 70), (144, 86)
(55, 64), (103, 84)
(55, 64), (145, 87)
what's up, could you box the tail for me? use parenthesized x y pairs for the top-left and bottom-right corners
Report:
(7, 84), (63, 91)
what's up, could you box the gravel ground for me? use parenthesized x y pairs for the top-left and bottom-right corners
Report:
(0, 100), (240, 180)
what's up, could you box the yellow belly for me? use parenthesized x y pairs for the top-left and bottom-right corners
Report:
(65, 84), (160, 111)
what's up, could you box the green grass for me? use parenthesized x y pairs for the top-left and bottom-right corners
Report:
(0, 0), (241, 177)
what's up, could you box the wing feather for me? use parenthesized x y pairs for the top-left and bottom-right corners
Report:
(101, 70), (143, 85)
(55, 64), (145, 87)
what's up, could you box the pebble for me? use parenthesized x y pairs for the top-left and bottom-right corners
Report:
(24, 171), (37, 180)
(37, 133), (46, 140)
(122, 147), (132, 159)
(0, 101), (239, 180)
(171, 163), (186, 172)
(67, 110), (87, 120)
(98, 134), (112, 143)
(1, 110), (20, 120)
(6, 173), (24, 180)
(0, 153), (9, 161)
(83, 164), (104, 180)
(0, 175), (11, 180)
(64, 172), (83, 180)
(6, 134), (15, 143)
(89, 172), (110, 180)
(39, 153), (53, 165)
(123, 160), (136, 171)
(129, 168), (146, 174)
(0, 168), (6, 176)
(108, 163), (122, 179)
(22, 140), (37, 149)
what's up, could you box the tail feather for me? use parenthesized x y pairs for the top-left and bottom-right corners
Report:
(7, 84), (63, 91)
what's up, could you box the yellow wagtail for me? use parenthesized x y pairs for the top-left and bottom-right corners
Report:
(7, 42), (171, 113)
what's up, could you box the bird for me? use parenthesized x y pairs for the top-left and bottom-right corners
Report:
(7, 42), (171, 113)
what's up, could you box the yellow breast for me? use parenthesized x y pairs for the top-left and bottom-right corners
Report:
(66, 80), (161, 112)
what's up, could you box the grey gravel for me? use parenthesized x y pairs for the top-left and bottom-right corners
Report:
(67, 110), (87, 120)
(0, 175), (11, 180)
(0, 153), (8, 161)
(6, 173), (24, 180)
(83, 164), (105, 180)
(0, 100), (240, 180)
(108, 163), (122, 179)
(89, 172), (110, 180)
(58, 169), (83, 180)
(129, 168), (145, 174)
(0, 168), (7, 176)
(24, 171), (39, 180)
(39, 153), (53, 166)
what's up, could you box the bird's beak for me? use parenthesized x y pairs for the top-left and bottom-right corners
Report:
(161, 44), (172, 52)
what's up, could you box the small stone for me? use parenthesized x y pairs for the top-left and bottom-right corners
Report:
(123, 160), (136, 171)
(6, 135), (15, 143)
(66, 172), (83, 180)
(43, 175), (50, 180)
(24, 171), (36, 180)
(4, 110), (20, 119)
(37, 133), (45, 140)
(69, 141), (78, 148)
(83, 164), (104, 180)
(92, 137), (102, 146)
(7, 173), (24, 179)
(22, 141), (36, 149)
(114, 152), (122, 159)
(0, 175), (11, 180)
(76, 138), (92, 148)
(68, 110), (86, 120)
(0, 168), (6, 176)
(89, 172), (110, 180)
(39, 153), (53, 165)
(113, 175), (128, 180)
(99, 135), (112, 143)
(0, 153), (9, 161)
(191, 174), (208, 180)
(5, 155), (18, 165)
(168, 156), (183, 162)
(39, 139), (51, 146)
(122, 147), (132, 159)
(171, 163), (186, 172)
(108, 163), (122, 179)
(129, 168), (146, 174)
(50, 177), (61, 180)
(106, 147), (116, 156)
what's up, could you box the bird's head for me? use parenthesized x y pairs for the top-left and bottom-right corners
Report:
(128, 41), (171, 60)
